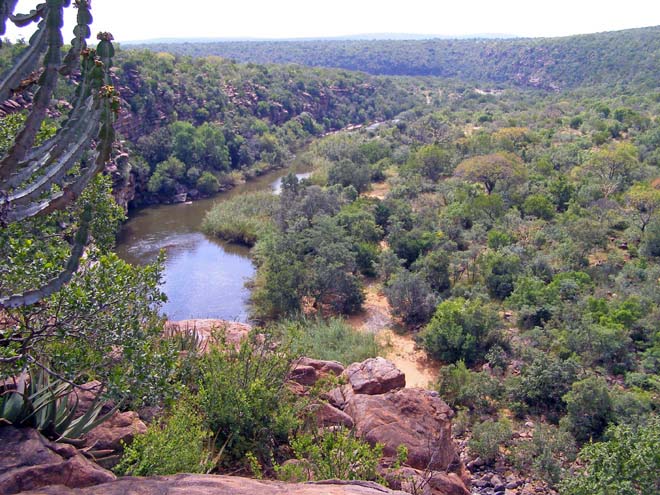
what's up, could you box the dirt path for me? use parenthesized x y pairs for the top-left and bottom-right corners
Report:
(348, 282), (439, 389)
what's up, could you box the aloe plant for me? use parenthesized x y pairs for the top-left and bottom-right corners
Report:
(1, 368), (116, 442)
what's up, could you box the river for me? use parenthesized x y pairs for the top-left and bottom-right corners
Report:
(115, 166), (311, 322)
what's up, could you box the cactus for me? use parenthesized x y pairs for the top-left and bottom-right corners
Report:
(0, 0), (117, 308)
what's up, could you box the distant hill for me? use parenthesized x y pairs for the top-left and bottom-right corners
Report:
(123, 33), (517, 44)
(126, 26), (660, 90)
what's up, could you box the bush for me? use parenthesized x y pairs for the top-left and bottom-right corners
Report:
(560, 416), (660, 495)
(523, 193), (555, 220)
(482, 252), (521, 300)
(385, 270), (437, 325)
(468, 419), (512, 465)
(561, 376), (613, 443)
(512, 424), (576, 487)
(421, 297), (502, 366)
(115, 397), (212, 476)
(641, 219), (660, 258)
(437, 361), (503, 413)
(197, 331), (301, 464)
(510, 353), (580, 418)
(196, 171), (220, 195)
(276, 428), (385, 482)
(327, 159), (371, 192)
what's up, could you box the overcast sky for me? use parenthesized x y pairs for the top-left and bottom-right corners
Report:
(4, 0), (660, 42)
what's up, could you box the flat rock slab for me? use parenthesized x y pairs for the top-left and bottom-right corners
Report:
(18, 474), (408, 494)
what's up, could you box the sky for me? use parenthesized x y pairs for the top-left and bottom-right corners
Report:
(3, 0), (660, 43)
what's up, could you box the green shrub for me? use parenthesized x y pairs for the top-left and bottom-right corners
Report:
(468, 419), (512, 465)
(510, 353), (580, 418)
(523, 193), (555, 220)
(115, 397), (212, 476)
(561, 376), (613, 443)
(437, 361), (503, 413)
(421, 297), (502, 366)
(196, 171), (220, 195)
(560, 416), (660, 495)
(202, 191), (278, 246)
(512, 424), (576, 487)
(385, 269), (437, 325)
(197, 331), (301, 464)
(276, 428), (384, 482)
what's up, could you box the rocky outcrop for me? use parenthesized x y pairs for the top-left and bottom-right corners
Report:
(0, 427), (115, 495)
(343, 357), (405, 395)
(17, 474), (407, 495)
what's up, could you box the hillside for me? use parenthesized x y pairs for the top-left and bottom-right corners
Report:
(127, 26), (660, 90)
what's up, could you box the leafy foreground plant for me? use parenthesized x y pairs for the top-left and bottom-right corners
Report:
(274, 428), (387, 483)
(114, 396), (212, 476)
(0, 368), (114, 443)
(560, 416), (660, 495)
(197, 330), (301, 465)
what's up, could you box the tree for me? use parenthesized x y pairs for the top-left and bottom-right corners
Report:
(454, 152), (525, 194)
(562, 376), (613, 443)
(578, 142), (642, 198)
(625, 181), (660, 232)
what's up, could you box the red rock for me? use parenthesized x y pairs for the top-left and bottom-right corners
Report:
(298, 357), (345, 376)
(17, 474), (409, 494)
(164, 319), (251, 352)
(386, 468), (470, 495)
(289, 365), (319, 386)
(344, 388), (460, 472)
(344, 357), (405, 395)
(311, 402), (355, 428)
(84, 411), (146, 453)
(0, 426), (115, 494)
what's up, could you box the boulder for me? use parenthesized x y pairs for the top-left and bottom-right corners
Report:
(311, 402), (355, 428)
(17, 474), (408, 494)
(84, 410), (147, 453)
(290, 358), (344, 387)
(386, 467), (470, 495)
(344, 358), (405, 395)
(0, 426), (115, 494)
(344, 388), (459, 472)
(298, 357), (345, 376)
(289, 365), (319, 386)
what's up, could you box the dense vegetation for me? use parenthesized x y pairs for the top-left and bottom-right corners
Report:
(129, 26), (660, 90)
(203, 73), (660, 491)
(2, 7), (659, 493)
(108, 49), (420, 205)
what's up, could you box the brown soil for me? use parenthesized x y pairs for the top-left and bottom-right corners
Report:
(364, 181), (390, 200)
(348, 282), (439, 388)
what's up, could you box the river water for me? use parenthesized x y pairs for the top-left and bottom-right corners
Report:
(115, 167), (311, 322)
